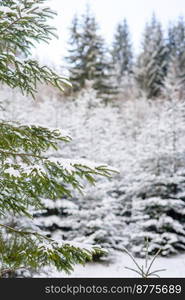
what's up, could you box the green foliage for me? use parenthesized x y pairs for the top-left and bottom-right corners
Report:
(66, 7), (116, 100)
(0, 227), (104, 277)
(112, 19), (133, 82)
(166, 17), (185, 94)
(0, 0), (115, 277)
(66, 14), (83, 91)
(135, 15), (168, 98)
(167, 17), (185, 65)
(0, 0), (70, 95)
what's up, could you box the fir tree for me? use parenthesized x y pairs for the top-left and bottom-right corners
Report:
(127, 98), (185, 257)
(0, 0), (115, 277)
(166, 17), (185, 96)
(163, 55), (184, 100)
(112, 19), (133, 83)
(167, 17), (185, 66)
(66, 14), (83, 91)
(135, 15), (168, 98)
(67, 7), (116, 100)
(130, 175), (185, 257)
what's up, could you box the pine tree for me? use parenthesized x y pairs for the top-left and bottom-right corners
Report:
(66, 14), (83, 91)
(130, 174), (185, 257)
(163, 55), (184, 100)
(112, 19), (133, 83)
(67, 8), (116, 100)
(126, 98), (185, 257)
(135, 15), (168, 98)
(167, 17), (185, 68)
(165, 18), (185, 96)
(0, 0), (115, 277)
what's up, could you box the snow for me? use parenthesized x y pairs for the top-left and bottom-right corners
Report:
(4, 167), (21, 177)
(41, 198), (78, 210)
(40, 251), (185, 278)
(20, 163), (47, 176)
(0, 7), (14, 14)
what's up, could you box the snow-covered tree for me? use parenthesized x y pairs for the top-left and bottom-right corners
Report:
(66, 14), (83, 92)
(66, 7), (116, 100)
(112, 19), (133, 83)
(135, 15), (168, 98)
(167, 17), (185, 68)
(164, 18), (185, 98)
(130, 174), (185, 257)
(0, 0), (115, 277)
(163, 55), (184, 100)
(127, 97), (185, 257)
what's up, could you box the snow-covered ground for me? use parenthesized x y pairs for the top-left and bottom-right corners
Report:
(50, 251), (185, 278)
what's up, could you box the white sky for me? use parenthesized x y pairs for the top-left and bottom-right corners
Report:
(34, 0), (185, 66)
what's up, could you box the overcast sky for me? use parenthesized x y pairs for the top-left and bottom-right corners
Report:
(34, 0), (185, 66)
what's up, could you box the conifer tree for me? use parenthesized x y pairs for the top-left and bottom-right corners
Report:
(66, 14), (83, 91)
(135, 15), (168, 98)
(67, 7), (116, 100)
(166, 18), (185, 96)
(0, 0), (115, 277)
(163, 55), (184, 100)
(112, 19), (133, 83)
(123, 98), (185, 257)
(167, 17), (185, 65)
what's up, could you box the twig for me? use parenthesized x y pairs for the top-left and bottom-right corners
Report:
(146, 248), (161, 276)
(0, 266), (28, 277)
(0, 149), (46, 160)
(0, 223), (52, 242)
(122, 247), (143, 273)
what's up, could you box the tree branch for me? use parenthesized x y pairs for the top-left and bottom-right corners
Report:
(0, 223), (52, 242)
(0, 266), (28, 277)
(0, 16), (24, 36)
(0, 149), (47, 160)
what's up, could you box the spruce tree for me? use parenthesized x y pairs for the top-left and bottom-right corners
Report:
(130, 174), (185, 257)
(167, 17), (185, 67)
(66, 14), (83, 91)
(67, 8), (115, 100)
(135, 15), (168, 98)
(112, 19), (133, 83)
(163, 55), (184, 100)
(166, 18), (185, 96)
(0, 0), (115, 277)
(126, 98), (185, 257)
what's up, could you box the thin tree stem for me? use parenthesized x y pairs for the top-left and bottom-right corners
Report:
(0, 149), (46, 160)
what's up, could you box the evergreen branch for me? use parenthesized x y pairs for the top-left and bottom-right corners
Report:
(0, 223), (37, 235)
(0, 15), (23, 36)
(0, 266), (28, 277)
(0, 223), (51, 241)
(0, 149), (47, 160)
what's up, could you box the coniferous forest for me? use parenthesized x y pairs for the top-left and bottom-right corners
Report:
(1, 0), (185, 278)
